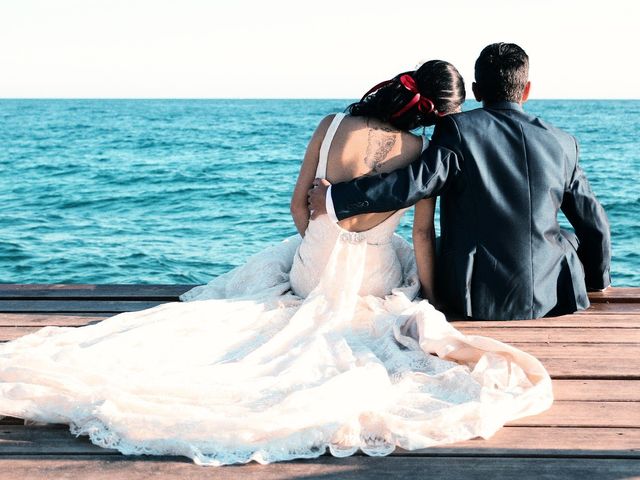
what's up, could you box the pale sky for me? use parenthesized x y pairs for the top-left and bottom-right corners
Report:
(1, 0), (638, 99)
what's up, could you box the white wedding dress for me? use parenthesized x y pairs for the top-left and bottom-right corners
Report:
(0, 113), (553, 466)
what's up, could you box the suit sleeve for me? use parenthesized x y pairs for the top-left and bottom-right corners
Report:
(561, 139), (612, 290)
(330, 116), (462, 220)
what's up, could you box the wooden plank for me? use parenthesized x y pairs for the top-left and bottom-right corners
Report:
(19, 314), (637, 329)
(412, 426), (640, 457)
(0, 333), (637, 379)
(1, 315), (638, 340)
(589, 288), (640, 303)
(0, 299), (611, 316)
(3, 312), (638, 329)
(0, 425), (113, 454)
(20, 313), (624, 329)
(1, 314), (638, 333)
(538, 357), (640, 379)
(0, 456), (637, 480)
(435, 427), (640, 456)
(0, 417), (24, 425)
(0, 300), (166, 313)
(0, 326), (56, 341)
(509, 401), (640, 428)
(0, 284), (194, 300)
(455, 327), (640, 344)
(13, 327), (636, 358)
(0, 284), (635, 302)
(0, 330), (634, 358)
(2, 401), (638, 429)
(510, 343), (639, 358)
(0, 313), (108, 327)
(447, 302), (639, 317)
(0, 290), (637, 315)
(447, 303), (639, 317)
(452, 314), (640, 328)
(578, 302), (640, 314)
(509, 343), (640, 379)
(0, 313), (107, 327)
(2, 380), (639, 424)
(0, 385), (628, 415)
(553, 380), (640, 401)
(1, 425), (639, 458)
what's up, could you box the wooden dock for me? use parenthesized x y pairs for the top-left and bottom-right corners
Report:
(0, 284), (639, 479)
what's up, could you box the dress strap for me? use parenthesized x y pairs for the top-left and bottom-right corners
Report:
(316, 113), (346, 179)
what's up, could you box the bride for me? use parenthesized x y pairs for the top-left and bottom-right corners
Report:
(0, 61), (552, 466)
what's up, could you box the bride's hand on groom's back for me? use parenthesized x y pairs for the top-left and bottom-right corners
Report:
(308, 178), (331, 219)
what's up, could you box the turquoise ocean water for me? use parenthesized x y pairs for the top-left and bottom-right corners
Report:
(0, 99), (638, 286)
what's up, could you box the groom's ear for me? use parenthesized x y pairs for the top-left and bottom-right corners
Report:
(472, 82), (482, 102)
(521, 81), (531, 103)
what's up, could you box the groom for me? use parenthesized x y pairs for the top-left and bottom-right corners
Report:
(309, 42), (611, 320)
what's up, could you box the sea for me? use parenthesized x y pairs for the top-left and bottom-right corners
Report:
(0, 99), (638, 286)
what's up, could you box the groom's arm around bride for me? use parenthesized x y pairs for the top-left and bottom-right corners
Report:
(310, 42), (611, 320)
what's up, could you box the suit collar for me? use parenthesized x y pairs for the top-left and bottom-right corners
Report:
(483, 101), (524, 112)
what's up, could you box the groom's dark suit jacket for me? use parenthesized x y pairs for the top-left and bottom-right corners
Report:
(331, 101), (611, 320)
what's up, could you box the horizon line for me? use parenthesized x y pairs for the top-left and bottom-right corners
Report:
(1, 97), (639, 101)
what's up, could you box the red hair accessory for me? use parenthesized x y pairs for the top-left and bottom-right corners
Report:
(391, 74), (435, 119)
(360, 74), (441, 119)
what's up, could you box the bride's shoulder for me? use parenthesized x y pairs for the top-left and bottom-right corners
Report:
(308, 114), (338, 144)
(319, 113), (338, 125)
(316, 113), (337, 130)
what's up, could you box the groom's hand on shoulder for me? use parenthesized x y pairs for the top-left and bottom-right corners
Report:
(308, 178), (331, 219)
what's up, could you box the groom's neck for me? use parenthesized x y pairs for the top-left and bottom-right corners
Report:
(480, 82), (530, 108)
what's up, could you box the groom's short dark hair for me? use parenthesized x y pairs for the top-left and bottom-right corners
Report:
(474, 43), (529, 103)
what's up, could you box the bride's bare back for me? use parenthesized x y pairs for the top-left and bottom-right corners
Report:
(325, 115), (423, 232)
(290, 113), (424, 237)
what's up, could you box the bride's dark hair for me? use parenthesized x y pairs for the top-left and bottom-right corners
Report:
(347, 60), (466, 131)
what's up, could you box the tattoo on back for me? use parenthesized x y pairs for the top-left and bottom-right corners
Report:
(364, 129), (397, 173)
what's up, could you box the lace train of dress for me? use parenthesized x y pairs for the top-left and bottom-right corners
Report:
(0, 228), (553, 466)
